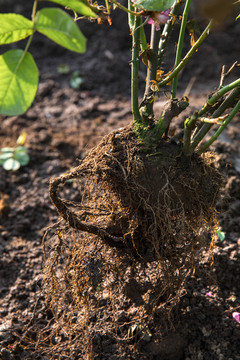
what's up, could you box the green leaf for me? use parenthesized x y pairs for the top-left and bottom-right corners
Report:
(0, 152), (12, 160)
(46, 0), (97, 18)
(0, 50), (39, 116)
(35, 8), (86, 53)
(15, 146), (28, 153)
(216, 229), (225, 242)
(0, 14), (33, 45)
(14, 152), (30, 166)
(3, 158), (21, 171)
(0, 147), (14, 153)
(70, 70), (83, 89)
(58, 64), (70, 74)
(133, 0), (175, 11)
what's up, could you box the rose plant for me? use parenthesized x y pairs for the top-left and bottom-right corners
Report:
(0, 0), (240, 356)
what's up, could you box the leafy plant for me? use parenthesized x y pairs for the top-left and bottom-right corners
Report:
(0, 0), (239, 152)
(0, 0), (103, 116)
(0, 133), (30, 171)
(70, 70), (83, 89)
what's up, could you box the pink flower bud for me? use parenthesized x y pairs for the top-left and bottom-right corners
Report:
(148, 8), (171, 31)
(232, 312), (240, 323)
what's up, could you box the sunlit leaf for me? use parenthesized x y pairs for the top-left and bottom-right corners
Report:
(216, 229), (225, 242)
(0, 147), (14, 153)
(0, 50), (39, 116)
(46, 0), (97, 17)
(3, 158), (21, 171)
(0, 152), (12, 160)
(0, 14), (33, 45)
(187, 20), (200, 47)
(35, 8), (86, 53)
(133, 0), (175, 11)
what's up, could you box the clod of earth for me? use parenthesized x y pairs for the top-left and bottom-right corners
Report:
(43, 125), (224, 357)
(49, 123), (223, 273)
(49, 125), (223, 262)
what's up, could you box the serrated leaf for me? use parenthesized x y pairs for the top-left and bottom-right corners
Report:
(0, 13), (33, 45)
(0, 50), (39, 116)
(46, 0), (97, 17)
(35, 8), (86, 53)
(133, 0), (174, 11)
(3, 158), (21, 171)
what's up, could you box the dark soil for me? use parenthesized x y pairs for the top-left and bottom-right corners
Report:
(0, 2), (240, 359)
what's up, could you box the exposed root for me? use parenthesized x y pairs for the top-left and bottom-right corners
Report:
(49, 125), (223, 262)
(39, 125), (224, 359)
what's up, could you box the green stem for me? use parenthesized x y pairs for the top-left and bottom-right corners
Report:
(110, 0), (141, 16)
(105, 0), (111, 14)
(139, 23), (148, 51)
(190, 87), (240, 151)
(32, 0), (38, 21)
(171, 0), (191, 98)
(198, 100), (240, 153)
(144, 25), (161, 98)
(158, 20), (213, 88)
(128, 0), (135, 31)
(131, 15), (142, 124)
(14, 0), (38, 76)
(158, 0), (182, 68)
(198, 78), (240, 115)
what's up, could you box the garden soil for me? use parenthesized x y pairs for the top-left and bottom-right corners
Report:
(0, 2), (240, 359)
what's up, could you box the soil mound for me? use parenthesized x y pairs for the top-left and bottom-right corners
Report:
(49, 125), (223, 262)
(41, 125), (224, 358)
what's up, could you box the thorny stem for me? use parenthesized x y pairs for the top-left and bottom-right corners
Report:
(182, 112), (197, 155)
(158, 20), (213, 88)
(171, 0), (191, 98)
(110, 0), (141, 16)
(144, 25), (161, 98)
(158, 0), (182, 68)
(139, 22), (148, 51)
(130, 12), (142, 124)
(198, 99), (240, 154)
(189, 87), (240, 152)
(183, 87), (240, 155)
(190, 86), (240, 151)
(198, 78), (240, 116)
(105, 0), (111, 14)
(156, 96), (189, 139)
